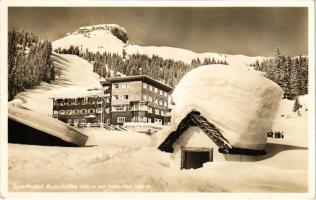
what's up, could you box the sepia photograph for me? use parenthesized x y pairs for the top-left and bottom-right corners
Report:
(3, 1), (314, 197)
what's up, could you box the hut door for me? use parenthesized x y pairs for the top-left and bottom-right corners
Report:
(181, 147), (213, 170)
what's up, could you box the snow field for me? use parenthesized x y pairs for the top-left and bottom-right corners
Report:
(8, 53), (308, 192)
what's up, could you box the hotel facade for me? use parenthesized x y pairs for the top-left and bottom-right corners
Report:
(52, 75), (173, 126)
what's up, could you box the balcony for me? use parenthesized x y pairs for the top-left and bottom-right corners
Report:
(130, 105), (148, 111)
(129, 100), (149, 112)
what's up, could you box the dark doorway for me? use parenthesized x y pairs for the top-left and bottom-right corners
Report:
(181, 147), (213, 169)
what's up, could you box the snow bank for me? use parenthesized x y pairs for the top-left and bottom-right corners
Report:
(168, 65), (283, 150)
(9, 141), (307, 192)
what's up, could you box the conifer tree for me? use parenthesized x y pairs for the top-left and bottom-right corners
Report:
(293, 96), (302, 112)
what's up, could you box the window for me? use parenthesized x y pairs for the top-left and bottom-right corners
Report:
(149, 85), (152, 91)
(105, 108), (110, 113)
(164, 91), (168, 97)
(112, 95), (119, 100)
(143, 95), (148, 101)
(53, 101), (58, 106)
(59, 110), (65, 115)
(112, 105), (126, 111)
(96, 108), (102, 113)
(66, 110), (72, 115)
(132, 116), (147, 123)
(60, 102), (64, 106)
(139, 104), (148, 111)
(154, 87), (158, 93)
(161, 110), (165, 116)
(164, 101), (168, 107)
(154, 99), (158, 104)
(88, 109), (95, 114)
(122, 95), (129, 100)
(73, 109), (79, 115)
(159, 90), (163, 95)
(80, 109), (87, 114)
(155, 108), (160, 115)
(154, 118), (162, 124)
(143, 83), (147, 89)
(117, 117), (125, 123)
(159, 100), (163, 106)
(53, 110), (58, 115)
(148, 96), (153, 102)
(148, 107), (152, 113)
(113, 83), (119, 89)
(121, 83), (129, 88)
(141, 117), (147, 122)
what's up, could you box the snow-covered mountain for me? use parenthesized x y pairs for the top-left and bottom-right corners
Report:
(52, 24), (266, 67)
(53, 24), (128, 55)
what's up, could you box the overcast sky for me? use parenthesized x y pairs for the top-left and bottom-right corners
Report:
(9, 7), (308, 56)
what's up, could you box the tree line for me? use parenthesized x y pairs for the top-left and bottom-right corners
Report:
(250, 48), (308, 99)
(55, 46), (228, 87)
(8, 30), (55, 100)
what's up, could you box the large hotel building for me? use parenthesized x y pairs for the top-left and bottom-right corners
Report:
(52, 75), (173, 126)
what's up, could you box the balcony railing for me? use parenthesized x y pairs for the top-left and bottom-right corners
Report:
(130, 106), (148, 111)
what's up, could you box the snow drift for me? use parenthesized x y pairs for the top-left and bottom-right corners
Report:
(168, 65), (284, 150)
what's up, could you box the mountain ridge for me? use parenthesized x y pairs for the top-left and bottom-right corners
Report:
(52, 24), (266, 67)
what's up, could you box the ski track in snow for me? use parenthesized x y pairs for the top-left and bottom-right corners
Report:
(9, 52), (308, 192)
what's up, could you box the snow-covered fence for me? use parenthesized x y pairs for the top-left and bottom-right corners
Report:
(123, 122), (163, 135)
(74, 122), (127, 131)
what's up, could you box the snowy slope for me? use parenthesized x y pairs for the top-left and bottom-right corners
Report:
(11, 53), (102, 115)
(53, 24), (126, 54)
(125, 45), (265, 67)
(52, 24), (265, 67)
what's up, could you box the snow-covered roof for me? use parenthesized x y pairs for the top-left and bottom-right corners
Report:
(158, 111), (266, 156)
(106, 75), (173, 92)
(51, 86), (107, 99)
(160, 64), (283, 151)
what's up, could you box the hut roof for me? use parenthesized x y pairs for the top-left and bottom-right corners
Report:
(158, 111), (266, 156)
